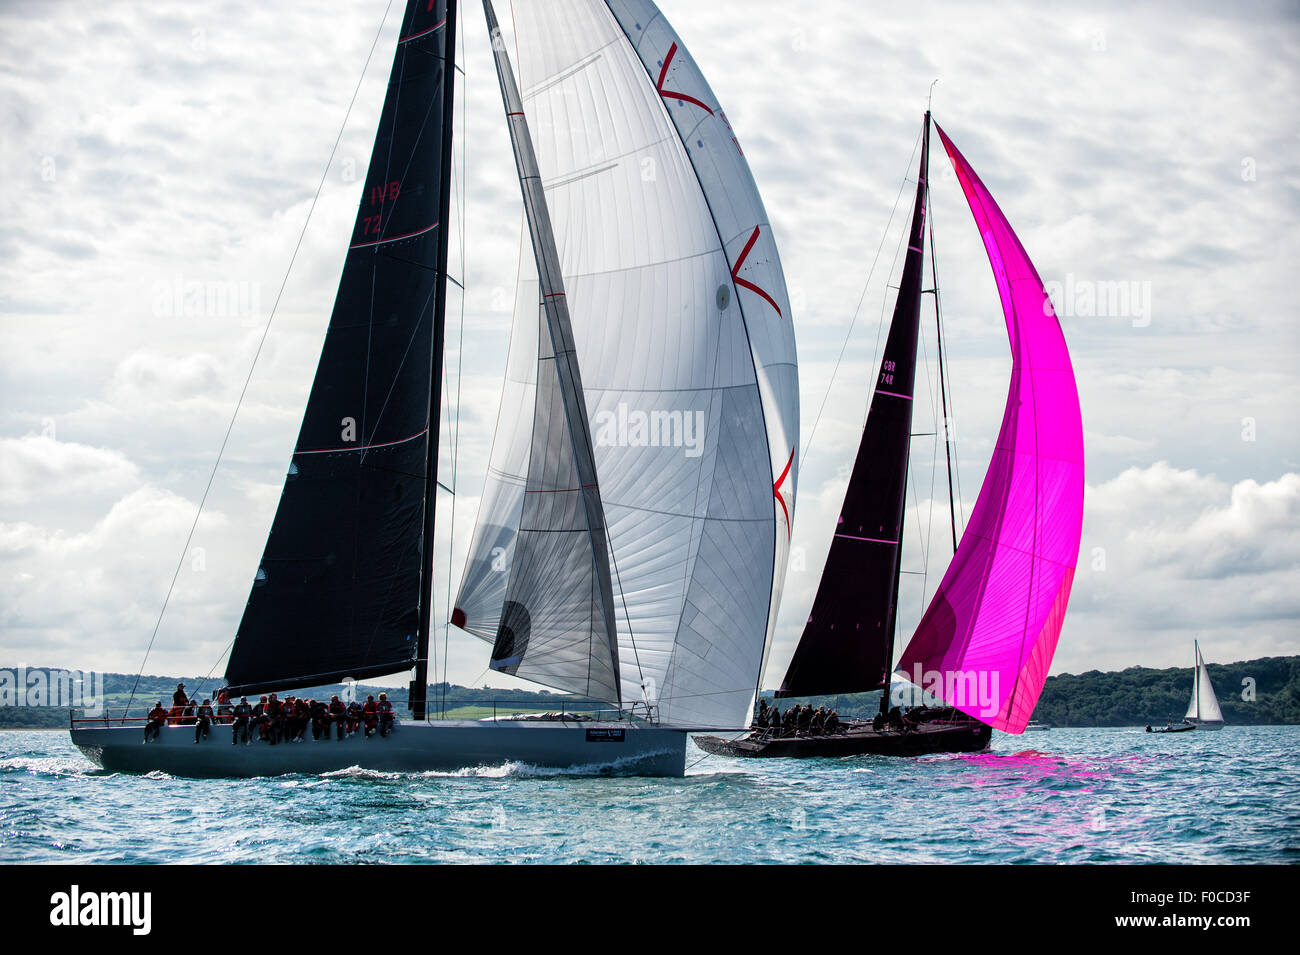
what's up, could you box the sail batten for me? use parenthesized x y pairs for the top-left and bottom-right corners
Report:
(224, 0), (455, 697)
(896, 122), (1085, 734)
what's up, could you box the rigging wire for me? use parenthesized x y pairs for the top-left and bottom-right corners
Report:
(437, 7), (470, 720)
(927, 197), (965, 544)
(122, 1), (398, 720)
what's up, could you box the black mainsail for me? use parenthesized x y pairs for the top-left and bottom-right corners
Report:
(776, 114), (931, 700)
(225, 0), (456, 700)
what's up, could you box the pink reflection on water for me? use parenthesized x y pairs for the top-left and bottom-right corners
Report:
(918, 749), (1155, 847)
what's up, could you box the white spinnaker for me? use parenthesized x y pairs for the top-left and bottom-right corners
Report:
(1186, 648), (1224, 722)
(604, 0), (800, 706)
(455, 0), (795, 727)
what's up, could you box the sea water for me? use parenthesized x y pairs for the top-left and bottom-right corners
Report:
(2, 726), (1296, 864)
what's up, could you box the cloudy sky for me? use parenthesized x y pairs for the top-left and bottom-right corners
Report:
(2, 0), (1297, 693)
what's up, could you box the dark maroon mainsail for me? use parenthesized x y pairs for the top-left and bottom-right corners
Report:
(777, 114), (931, 699)
(225, 0), (456, 699)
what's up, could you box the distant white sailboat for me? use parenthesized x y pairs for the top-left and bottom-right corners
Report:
(1185, 640), (1225, 731)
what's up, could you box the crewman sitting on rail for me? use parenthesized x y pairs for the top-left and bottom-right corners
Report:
(194, 698), (215, 743)
(810, 707), (826, 735)
(310, 699), (329, 740)
(144, 702), (167, 742)
(798, 705), (814, 735)
(232, 697), (252, 745)
(346, 699), (363, 736)
(362, 695), (379, 737)
(266, 693), (284, 744)
(215, 691), (233, 724)
(328, 695), (346, 740)
(825, 710), (840, 735)
(296, 697), (311, 741)
(252, 695), (270, 741)
(377, 693), (395, 738)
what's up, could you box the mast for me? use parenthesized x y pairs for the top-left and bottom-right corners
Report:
(412, 0), (458, 723)
(1193, 640), (1201, 719)
(776, 112), (930, 702)
(879, 111), (933, 714)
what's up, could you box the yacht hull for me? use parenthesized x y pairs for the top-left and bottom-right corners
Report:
(71, 720), (688, 777)
(694, 719), (992, 759)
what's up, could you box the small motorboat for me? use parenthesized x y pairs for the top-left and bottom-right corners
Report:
(1146, 720), (1196, 734)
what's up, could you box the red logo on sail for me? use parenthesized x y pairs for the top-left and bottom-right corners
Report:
(773, 447), (794, 541)
(732, 226), (782, 318)
(656, 42), (714, 115)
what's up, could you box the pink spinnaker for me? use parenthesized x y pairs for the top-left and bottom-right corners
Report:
(897, 123), (1084, 734)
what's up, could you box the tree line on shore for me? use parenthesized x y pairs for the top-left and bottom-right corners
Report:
(2, 656), (1297, 729)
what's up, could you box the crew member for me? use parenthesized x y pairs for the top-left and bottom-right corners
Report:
(144, 702), (167, 742)
(362, 695), (379, 738)
(232, 696), (252, 745)
(194, 698), (214, 743)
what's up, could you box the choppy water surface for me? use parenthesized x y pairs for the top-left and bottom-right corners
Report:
(2, 727), (1296, 863)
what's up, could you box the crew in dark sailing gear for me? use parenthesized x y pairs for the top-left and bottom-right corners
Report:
(810, 706), (826, 735)
(346, 700), (362, 736)
(291, 697), (310, 741)
(769, 707), (782, 735)
(252, 695), (270, 741)
(181, 699), (197, 726)
(798, 705), (813, 734)
(754, 699), (769, 729)
(825, 710), (840, 735)
(310, 699), (329, 740)
(377, 693), (395, 738)
(328, 696), (346, 740)
(172, 684), (188, 708)
(232, 697), (252, 744)
(266, 693), (283, 744)
(144, 702), (167, 742)
(363, 696), (379, 737)
(194, 699), (214, 743)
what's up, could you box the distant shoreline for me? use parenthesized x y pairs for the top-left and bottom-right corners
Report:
(2, 656), (1296, 729)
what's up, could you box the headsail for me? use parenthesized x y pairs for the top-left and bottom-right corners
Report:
(225, 0), (455, 697)
(897, 122), (1084, 734)
(1186, 642), (1224, 722)
(473, 0), (622, 703)
(454, 0), (797, 727)
(777, 116), (931, 699)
